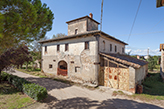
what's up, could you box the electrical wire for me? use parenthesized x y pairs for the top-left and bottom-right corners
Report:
(127, 0), (142, 42)
(149, 16), (164, 31)
(116, 30), (164, 37)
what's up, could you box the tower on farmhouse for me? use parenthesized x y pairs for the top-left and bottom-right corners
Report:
(66, 13), (100, 36)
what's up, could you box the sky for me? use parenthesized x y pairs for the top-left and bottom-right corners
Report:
(41, 0), (164, 56)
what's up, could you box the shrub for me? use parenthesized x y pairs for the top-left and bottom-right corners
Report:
(23, 83), (47, 101)
(0, 72), (10, 81)
(11, 76), (30, 91)
(1, 72), (47, 101)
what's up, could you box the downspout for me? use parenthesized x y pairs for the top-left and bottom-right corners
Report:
(94, 34), (100, 86)
(117, 64), (119, 89)
(41, 43), (43, 70)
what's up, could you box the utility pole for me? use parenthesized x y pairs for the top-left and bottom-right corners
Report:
(147, 48), (149, 56)
(100, 0), (104, 31)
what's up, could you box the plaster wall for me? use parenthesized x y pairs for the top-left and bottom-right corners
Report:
(67, 18), (87, 36)
(99, 36), (125, 54)
(42, 36), (98, 83)
(87, 18), (98, 31)
(103, 67), (129, 91)
(129, 67), (136, 93)
(135, 64), (148, 84)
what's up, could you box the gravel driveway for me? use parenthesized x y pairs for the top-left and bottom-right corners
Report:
(7, 70), (164, 109)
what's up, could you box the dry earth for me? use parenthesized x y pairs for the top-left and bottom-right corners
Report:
(6, 70), (164, 109)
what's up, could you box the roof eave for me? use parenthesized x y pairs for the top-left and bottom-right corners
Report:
(66, 16), (100, 24)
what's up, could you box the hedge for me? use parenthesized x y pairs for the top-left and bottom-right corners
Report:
(23, 83), (47, 101)
(1, 72), (47, 101)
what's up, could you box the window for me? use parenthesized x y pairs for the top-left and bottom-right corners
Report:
(45, 46), (47, 52)
(57, 45), (60, 51)
(85, 41), (89, 49)
(110, 44), (112, 52)
(65, 44), (69, 51)
(75, 29), (78, 34)
(115, 45), (117, 52)
(75, 66), (80, 72)
(49, 64), (52, 68)
(122, 47), (124, 53)
(103, 41), (105, 51)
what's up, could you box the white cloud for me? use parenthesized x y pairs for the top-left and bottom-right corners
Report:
(125, 48), (160, 56)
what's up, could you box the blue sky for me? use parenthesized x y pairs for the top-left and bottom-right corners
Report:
(41, 0), (164, 56)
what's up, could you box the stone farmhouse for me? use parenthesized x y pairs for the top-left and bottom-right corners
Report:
(39, 13), (148, 93)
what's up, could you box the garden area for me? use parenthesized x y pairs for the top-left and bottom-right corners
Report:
(0, 72), (48, 109)
(0, 82), (34, 109)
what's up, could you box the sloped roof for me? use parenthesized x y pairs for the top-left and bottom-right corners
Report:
(38, 30), (128, 45)
(66, 15), (100, 24)
(100, 52), (148, 69)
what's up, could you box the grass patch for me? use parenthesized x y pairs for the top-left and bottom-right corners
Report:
(142, 73), (164, 96)
(0, 82), (34, 109)
(16, 68), (45, 77)
(112, 91), (125, 96)
(112, 72), (164, 101)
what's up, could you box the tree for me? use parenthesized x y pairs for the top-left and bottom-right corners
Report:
(53, 33), (66, 38)
(0, 0), (54, 54)
(0, 44), (32, 76)
(147, 56), (156, 71)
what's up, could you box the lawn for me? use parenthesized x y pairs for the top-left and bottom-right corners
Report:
(141, 72), (164, 99)
(113, 72), (164, 101)
(0, 82), (34, 109)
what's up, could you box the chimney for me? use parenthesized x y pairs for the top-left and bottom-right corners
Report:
(89, 13), (93, 19)
(137, 55), (140, 59)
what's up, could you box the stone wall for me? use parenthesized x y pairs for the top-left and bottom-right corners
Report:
(67, 18), (87, 36)
(99, 36), (125, 54)
(129, 67), (136, 93)
(87, 18), (98, 31)
(100, 67), (129, 91)
(160, 50), (164, 80)
(135, 64), (148, 84)
(42, 36), (98, 83)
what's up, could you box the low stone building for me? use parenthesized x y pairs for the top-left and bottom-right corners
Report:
(39, 13), (148, 93)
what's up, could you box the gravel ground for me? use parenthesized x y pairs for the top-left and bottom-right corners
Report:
(6, 70), (164, 109)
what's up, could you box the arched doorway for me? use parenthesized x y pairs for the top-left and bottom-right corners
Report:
(57, 60), (67, 76)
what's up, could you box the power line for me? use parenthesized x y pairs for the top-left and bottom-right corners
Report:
(149, 16), (164, 31)
(127, 0), (142, 42)
(116, 30), (164, 37)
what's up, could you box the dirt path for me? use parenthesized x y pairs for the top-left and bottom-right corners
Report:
(7, 70), (164, 109)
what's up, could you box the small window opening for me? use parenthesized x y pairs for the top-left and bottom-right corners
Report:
(57, 45), (60, 51)
(75, 66), (80, 72)
(75, 29), (78, 34)
(85, 41), (89, 49)
(103, 41), (105, 51)
(45, 46), (47, 52)
(122, 47), (124, 53)
(49, 64), (52, 68)
(110, 44), (112, 52)
(115, 45), (117, 52)
(65, 44), (69, 51)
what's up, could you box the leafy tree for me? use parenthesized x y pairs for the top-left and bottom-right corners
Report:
(147, 56), (156, 71)
(0, 0), (54, 54)
(0, 44), (32, 76)
(53, 33), (66, 38)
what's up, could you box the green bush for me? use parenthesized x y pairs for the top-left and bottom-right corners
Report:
(11, 76), (30, 91)
(23, 83), (47, 101)
(0, 72), (10, 81)
(1, 72), (47, 101)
